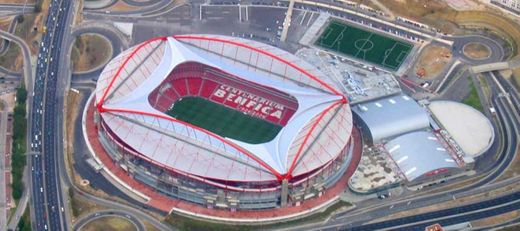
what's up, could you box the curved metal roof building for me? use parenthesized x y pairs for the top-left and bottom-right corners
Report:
(94, 34), (353, 191)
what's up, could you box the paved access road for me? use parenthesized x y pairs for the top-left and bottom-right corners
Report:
(0, 4), (35, 15)
(0, 15), (19, 56)
(0, 30), (33, 92)
(331, 92), (519, 230)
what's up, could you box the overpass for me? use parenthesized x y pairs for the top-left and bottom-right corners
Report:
(471, 58), (520, 73)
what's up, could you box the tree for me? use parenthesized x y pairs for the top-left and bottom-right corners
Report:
(16, 86), (27, 104)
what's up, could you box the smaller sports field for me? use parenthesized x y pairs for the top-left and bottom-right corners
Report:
(167, 97), (282, 144)
(315, 21), (413, 71)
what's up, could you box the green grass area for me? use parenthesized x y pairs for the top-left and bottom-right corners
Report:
(167, 97), (281, 144)
(165, 200), (352, 231)
(315, 20), (413, 71)
(12, 87), (27, 201)
(17, 205), (31, 231)
(68, 188), (80, 217)
(463, 78), (483, 112)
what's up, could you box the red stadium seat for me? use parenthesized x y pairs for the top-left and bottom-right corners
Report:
(148, 62), (299, 126)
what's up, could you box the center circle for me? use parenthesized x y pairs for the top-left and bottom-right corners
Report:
(354, 39), (374, 51)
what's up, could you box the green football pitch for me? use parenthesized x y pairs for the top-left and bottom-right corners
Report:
(315, 21), (413, 71)
(167, 97), (282, 144)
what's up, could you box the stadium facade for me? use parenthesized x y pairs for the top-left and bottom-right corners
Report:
(92, 34), (355, 210)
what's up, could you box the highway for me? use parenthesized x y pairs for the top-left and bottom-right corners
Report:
(28, 0), (73, 230)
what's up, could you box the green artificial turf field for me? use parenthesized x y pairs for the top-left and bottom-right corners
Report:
(167, 97), (282, 144)
(315, 21), (413, 71)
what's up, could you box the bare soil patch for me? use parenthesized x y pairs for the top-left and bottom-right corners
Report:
(0, 17), (13, 31)
(413, 45), (451, 80)
(496, 147), (520, 182)
(0, 43), (22, 72)
(106, 1), (140, 11)
(436, 11), (520, 57)
(71, 34), (112, 72)
(511, 68), (520, 91)
(0, 92), (16, 112)
(376, 1), (520, 54)
(64, 90), (81, 185)
(71, 195), (108, 221)
(80, 216), (137, 231)
(372, 0), (459, 33)
(143, 221), (161, 231)
(463, 42), (491, 60)
(14, 0), (50, 56)
(472, 210), (519, 227)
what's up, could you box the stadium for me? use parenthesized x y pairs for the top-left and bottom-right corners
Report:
(89, 34), (357, 211)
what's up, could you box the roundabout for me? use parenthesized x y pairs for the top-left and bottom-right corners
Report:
(463, 42), (492, 60)
(71, 33), (113, 73)
(73, 210), (145, 231)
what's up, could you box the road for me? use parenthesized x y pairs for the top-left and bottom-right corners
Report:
(0, 4), (35, 15)
(58, 6), (174, 231)
(69, 23), (125, 82)
(28, 0), (74, 230)
(72, 210), (145, 231)
(0, 15), (19, 56)
(84, 0), (177, 17)
(311, 57), (516, 230)
(324, 90), (519, 230)
(41, 0), (520, 230)
(0, 29), (33, 92)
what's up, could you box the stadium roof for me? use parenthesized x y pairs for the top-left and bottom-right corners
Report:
(352, 94), (429, 143)
(95, 35), (352, 182)
(384, 131), (459, 181)
(428, 101), (494, 157)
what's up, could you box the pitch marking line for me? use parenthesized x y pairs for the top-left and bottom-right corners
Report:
(381, 42), (398, 69)
(331, 25), (347, 50)
(353, 33), (374, 58)
(322, 28), (333, 40)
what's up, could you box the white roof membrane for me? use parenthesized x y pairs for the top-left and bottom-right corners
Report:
(96, 35), (352, 181)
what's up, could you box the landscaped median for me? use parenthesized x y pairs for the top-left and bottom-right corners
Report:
(463, 77), (483, 112)
(11, 86), (27, 202)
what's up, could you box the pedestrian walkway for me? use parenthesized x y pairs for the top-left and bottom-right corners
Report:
(0, 111), (10, 231)
(300, 13), (330, 46)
